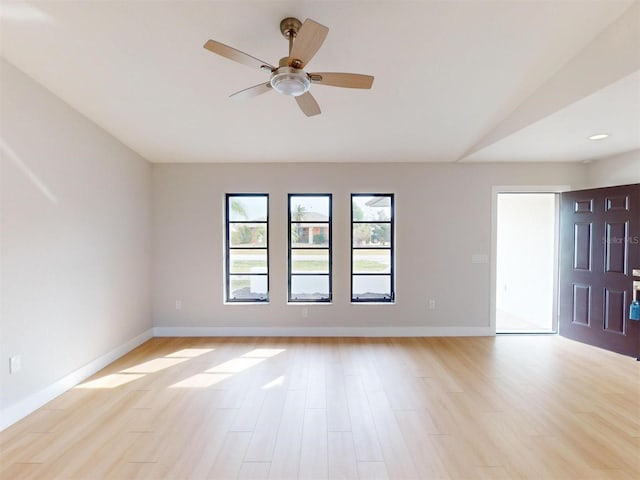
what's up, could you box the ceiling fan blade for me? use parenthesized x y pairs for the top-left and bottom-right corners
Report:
(229, 83), (272, 99)
(309, 72), (374, 89)
(204, 39), (275, 71)
(295, 92), (321, 117)
(288, 19), (329, 68)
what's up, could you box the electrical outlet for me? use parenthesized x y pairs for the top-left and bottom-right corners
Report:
(302, 308), (309, 318)
(9, 356), (21, 374)
(175, 300), (182, 310)
(428, 300), (436, 310)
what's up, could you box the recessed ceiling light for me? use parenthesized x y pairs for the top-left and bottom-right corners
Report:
(588, 133), (609, 141)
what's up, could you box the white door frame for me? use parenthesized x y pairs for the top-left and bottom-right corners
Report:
(490, 185), (570, 334)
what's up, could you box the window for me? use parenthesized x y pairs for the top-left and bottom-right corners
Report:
(351, 194), (394, 302)
(288, 194), (332, 302)
(225, 194), (268, 302)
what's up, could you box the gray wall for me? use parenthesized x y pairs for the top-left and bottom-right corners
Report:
(152, 162), (586, 334)
(0, 60), (152, 414)
(586, 149), (640, 188)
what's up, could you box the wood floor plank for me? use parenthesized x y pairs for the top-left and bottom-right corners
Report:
(243, 388), (287, 462)
(344, 375), (384, 462)
(267, 388), (306, 479)
(305, 341), (328, 410)
(364, 389), (420, 479)
(327, 431), (358, 480)
(207, 431), (253, 479)
(161, 405), (237, 478)
(238, 461), (271, 480)
(103, 461), (168, 480)
(393, 410), (450, 479)
(325, 361), (351, 432)
(475, 466), (512, 479)
(0, 462), (47, 480)
(356, 461), (389, 480)
(299, 409), (329, 479)
(231, 388), (267, 432)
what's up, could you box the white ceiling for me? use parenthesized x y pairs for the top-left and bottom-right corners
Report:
(465, 70), (640, 163)
(1, 0), (639, 164)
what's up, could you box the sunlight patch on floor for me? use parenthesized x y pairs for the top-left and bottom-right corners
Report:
(261, 375), (286, 389)
(207, 357), (265, 373)
(241, 348), (286, 358)
(120, 357), (188, 374)
(167, 347), (287, 388)
(74, 345), (287, 390)
(165, 348), (214, 358)
(76, 373), (145, 389)
(169, 373), (231, 388)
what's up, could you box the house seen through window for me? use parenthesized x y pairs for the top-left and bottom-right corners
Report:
(288, 194), (332, 302)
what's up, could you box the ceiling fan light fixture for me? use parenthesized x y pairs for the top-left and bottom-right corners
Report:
(270, 67), (310, 96)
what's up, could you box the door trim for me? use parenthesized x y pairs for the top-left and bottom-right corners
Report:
(490, 185), (570, 334)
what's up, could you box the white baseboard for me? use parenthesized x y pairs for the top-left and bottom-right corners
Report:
(153, 325), (493, 337)
(0, 328), (153, 432)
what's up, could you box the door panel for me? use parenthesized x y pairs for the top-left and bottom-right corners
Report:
(572, 284), (591, 326)
(604, 221), (628, 273)
(559, 184), (640, 357)
(603, 288), (626, 334)
(573, 223), (592, 270)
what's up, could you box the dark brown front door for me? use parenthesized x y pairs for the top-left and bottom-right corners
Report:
(559, 184), (640, 357)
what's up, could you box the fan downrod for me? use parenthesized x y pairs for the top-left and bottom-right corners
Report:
(280, 17), (302, 58)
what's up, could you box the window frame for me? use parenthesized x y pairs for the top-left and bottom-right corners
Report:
(288, 193), (332, 303)
(225, 193), (269, 303)
(351, 193), (395, 303)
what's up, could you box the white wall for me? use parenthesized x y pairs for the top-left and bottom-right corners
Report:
(586, 149), (640, 188)
(152, 162), (587, 335)
(0, 60), (152, 425)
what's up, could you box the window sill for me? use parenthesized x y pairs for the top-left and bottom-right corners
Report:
(287, 302), (333, 306)
(224, 301), (270, 306)
(350, 301), (396, 305)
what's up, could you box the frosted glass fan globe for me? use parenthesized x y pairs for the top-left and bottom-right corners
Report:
(270, 67), (310, 96)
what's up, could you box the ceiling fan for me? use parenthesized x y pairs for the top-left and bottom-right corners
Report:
(203, 17), (374, 117)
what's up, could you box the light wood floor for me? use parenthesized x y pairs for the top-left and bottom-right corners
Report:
(1, 336), (639, 480)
